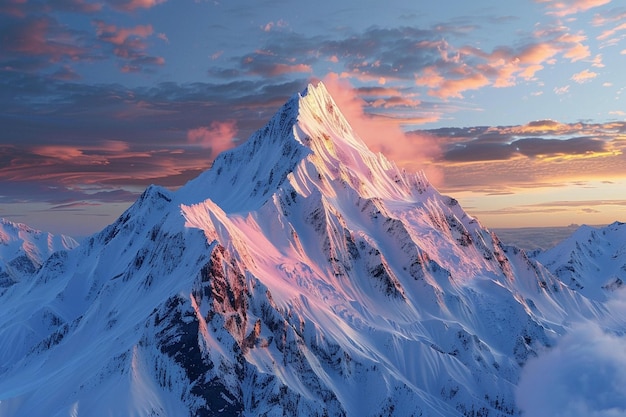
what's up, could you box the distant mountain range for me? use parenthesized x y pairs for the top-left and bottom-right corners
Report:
(0, 218), (78, 293)
(492, 225), (583, 250)
(0, 83), (624, 417)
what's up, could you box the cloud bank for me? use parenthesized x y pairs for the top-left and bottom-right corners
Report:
(517, 291), (626, 417)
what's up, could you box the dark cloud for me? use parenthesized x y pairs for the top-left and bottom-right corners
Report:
(0, 15), (93, 72)
(47, 0), (102, 13)
(208, 26), (447, 82)
(0, 2), (166, 75)
(514, 137), (607, 157)
(202, 20), (598, 100)
(445, 142), (513, 162)
(444, 136), (609, 162)
(418, 122), (624, 163)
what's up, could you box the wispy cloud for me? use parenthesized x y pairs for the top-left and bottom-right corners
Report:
(536, 0), (612, 17)
(93, 20), (164, 72)
(571, 68), (598, 83)
(105, 0), (167, 12)
(261, 19), (287, 32)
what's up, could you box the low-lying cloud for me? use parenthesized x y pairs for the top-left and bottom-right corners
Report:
(516, 290), (626, 417)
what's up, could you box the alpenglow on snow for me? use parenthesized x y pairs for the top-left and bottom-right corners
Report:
(0, 83), (610, 417)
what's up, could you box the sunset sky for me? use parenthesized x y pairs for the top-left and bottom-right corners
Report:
(1, 0), (625, 237)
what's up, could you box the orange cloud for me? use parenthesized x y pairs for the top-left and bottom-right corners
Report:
(187, 121), (238, 156)
(517, 42), (560, 65)
(415, 67), (445, 88)
(430, 71), (490, 99)
(415, 29), (591, 97)
(597, 22), (626, 41)
(537, 0), (611, 16)
(571, 69), (598, 83)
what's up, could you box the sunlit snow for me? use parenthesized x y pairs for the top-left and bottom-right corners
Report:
(0, 83), (623, 417)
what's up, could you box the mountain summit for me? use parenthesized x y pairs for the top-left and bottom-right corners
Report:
(0, 82), (605, 417)
(179, 82), (429, 211)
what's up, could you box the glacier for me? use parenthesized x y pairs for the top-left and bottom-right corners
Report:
(0, 82), (620, 417)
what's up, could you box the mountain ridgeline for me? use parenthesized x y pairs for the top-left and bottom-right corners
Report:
(0, 83), (622, 417)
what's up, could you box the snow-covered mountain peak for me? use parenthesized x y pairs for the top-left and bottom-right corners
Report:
(179, 81), (430, 213)
(293, 82), (431, 201)
(0, 84), (612, 417)
(0, 218), (78, 291)
(534, 221), (626, 300)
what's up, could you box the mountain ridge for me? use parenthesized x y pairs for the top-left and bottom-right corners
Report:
(0, 82), (612, 417)
(0, 218), (78, 293)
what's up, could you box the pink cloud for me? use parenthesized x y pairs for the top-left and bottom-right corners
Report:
(31, 141), (132, 163)
(261, 19), (287, 32)
(597, 22), (626, 41)
(415, 67), (445, 88)
(94, 21), (154, 46)
(322, 73), (442, 185)
(268, 63), (312, 75)
(592, 10), (626, 26)
(537, 0), (611, 16)
(418, 66), (490, 99)
(517, 42), (560, 65)
(32, 146), (87, 161)
(590, 54), (604, 67)
(8, 17), (85, 59)
(106, 0), (167, 11)
(438, 72), (490, 99)
(93, 20), (164, 71)
(187, 121), (238, 156)
(571, 69), (598, 83)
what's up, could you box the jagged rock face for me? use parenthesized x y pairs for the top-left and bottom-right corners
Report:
(0, 83), (606, 417)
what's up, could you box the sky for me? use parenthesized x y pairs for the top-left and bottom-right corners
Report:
(1, 0), (625, 237)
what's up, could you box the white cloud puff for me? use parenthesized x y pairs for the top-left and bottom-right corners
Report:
(516, 292), (626, 417)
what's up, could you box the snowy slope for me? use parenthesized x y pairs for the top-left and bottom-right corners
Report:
(0, 218), (78, 292)
(533, 221), (626, 301)
(0, 83), (608, 417)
